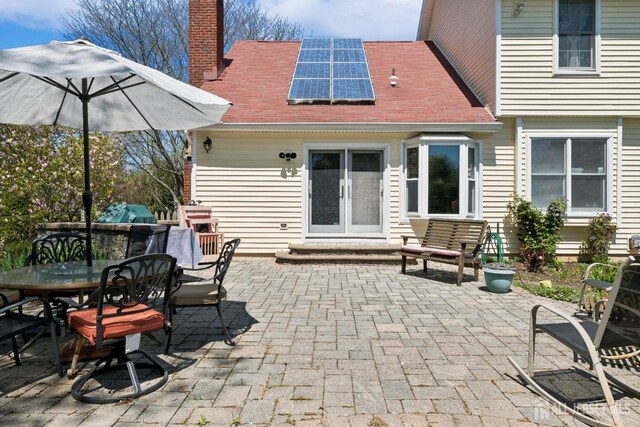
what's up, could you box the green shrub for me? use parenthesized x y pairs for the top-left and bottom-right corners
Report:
(506, 195), (567, 272)
(0, 241), (32, 272)
(579, 213), (617, 263)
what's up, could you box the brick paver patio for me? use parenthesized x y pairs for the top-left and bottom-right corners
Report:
(1, 258), (639, 426)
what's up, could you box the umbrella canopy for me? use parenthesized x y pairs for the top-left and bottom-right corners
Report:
(0, 39), (232, 266)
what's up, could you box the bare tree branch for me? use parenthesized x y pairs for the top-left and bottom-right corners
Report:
(63, 0), (304, 210)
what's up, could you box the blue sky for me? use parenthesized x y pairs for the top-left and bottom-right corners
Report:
(0, 0), (422, 50)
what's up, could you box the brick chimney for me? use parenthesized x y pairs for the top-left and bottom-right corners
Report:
(189, 0), (224, 88)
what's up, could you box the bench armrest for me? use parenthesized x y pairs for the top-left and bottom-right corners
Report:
(400, 235), (415, 244)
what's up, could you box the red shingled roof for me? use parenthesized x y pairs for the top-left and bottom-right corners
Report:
(201, 40), (495, 124)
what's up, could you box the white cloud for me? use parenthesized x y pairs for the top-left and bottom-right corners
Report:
(0, 0), (77, 30)
(256, 0), (423, 41)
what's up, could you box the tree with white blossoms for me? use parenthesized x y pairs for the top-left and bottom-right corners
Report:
(0, 124), (123, 245)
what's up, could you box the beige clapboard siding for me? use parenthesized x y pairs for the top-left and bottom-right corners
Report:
(500, 0), (640, 116)
(469, 118), (519, 255)
(195, 136), (303, 254)
(427, 0), (496, 111)
(196, 133), (410, 254)
(617, 119), (640, 256)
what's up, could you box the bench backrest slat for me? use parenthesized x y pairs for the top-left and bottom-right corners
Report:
(420, 219), (487, 251)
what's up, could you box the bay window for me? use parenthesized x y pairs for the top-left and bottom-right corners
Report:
(402, 136), (479, 219)
(528, 136), (611, 214)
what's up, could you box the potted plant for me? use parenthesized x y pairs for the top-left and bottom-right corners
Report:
(482, 262), (517, 293)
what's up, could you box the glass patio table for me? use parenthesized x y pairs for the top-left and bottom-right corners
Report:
(0, 259), (120, 294)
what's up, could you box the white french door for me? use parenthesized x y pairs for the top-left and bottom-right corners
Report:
(308, 149), (384, 236)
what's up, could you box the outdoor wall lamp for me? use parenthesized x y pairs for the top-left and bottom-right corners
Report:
(513, 0), (525, 16)
(202, 136), (212, 153)
(279, 152), (297, 161)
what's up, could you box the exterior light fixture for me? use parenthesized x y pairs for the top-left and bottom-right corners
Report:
(202, 136), (212, 153)
(389, 68), (399, 88)
(279, 152), (297, 161)
(513, 1), (525, 16)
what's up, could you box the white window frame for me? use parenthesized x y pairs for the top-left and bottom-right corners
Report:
(526, 133), (613, 216)
(553, 0), (601, 76)
(400, 135), (481, 221)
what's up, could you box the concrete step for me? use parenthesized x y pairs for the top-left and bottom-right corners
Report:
(287, 243), (401, 255)
(275, 252), (408, 264)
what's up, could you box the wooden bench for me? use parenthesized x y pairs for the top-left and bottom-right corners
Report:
(400, 218), (488, 286)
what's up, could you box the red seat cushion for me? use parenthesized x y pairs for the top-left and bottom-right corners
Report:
(68, 305), (165, 345)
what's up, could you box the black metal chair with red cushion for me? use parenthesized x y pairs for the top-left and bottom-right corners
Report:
(67, 253), (176, 403)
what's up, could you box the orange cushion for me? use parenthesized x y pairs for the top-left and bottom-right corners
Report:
(68, 305), (165, 345)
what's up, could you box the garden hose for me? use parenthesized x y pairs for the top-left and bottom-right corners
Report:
(481, 223), (504, 265)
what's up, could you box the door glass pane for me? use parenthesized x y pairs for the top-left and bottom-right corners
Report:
(351, 152), (381, 226)
(428, 145), (459, 215)
(572, 139), (605, 173)
(532, 139), (566, 173)
(311, 152), (342, 226)
(531, 176), (565, 208)
(572, 175), (605, 210)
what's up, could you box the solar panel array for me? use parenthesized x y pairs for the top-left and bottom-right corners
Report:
(288, 38), (375, 104)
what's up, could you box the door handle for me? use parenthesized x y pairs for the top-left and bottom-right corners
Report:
(340, 185), (344, 199)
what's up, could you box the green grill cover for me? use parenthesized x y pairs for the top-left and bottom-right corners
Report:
(97, 203), (157, 224)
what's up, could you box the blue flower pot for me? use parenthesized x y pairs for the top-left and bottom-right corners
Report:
(483, 266), (516, 293)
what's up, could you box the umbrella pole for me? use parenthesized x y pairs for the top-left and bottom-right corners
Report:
(81, 78), (93, 267)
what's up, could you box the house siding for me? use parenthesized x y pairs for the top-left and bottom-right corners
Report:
(194, 132), (415, 254)
(426, 0), (496, 111)
(469, 118), (519, 255)
(620, 119), (640, 257)
(500, 0), (640, 116)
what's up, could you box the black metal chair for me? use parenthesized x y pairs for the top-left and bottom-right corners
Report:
(125, 224), (171, 258)
(0, 296), (63, 377)
(165, 239), (241, 352)
(66, 254), (177, 403)
(509, 256), (640, 426)
(25, 232), (91, 266)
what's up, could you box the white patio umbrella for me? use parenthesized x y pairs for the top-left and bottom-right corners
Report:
(0, 39), (231, 266)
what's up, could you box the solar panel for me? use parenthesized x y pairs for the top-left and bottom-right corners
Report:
(333, 38), (363, 49)
(294, 63), (331, 79)
(333, 63), (370, 79)
(333, 49), (366, 63)
(298, 49), (331, 63)
(289, 79), (331, 100)
(333, 79), (374, 100)
(288, 38), (375, 104)
(301, 38), (331, 49)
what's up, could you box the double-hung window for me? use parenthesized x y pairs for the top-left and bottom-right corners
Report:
(555, 0), (600, 73)
(528, 136), (611, 214)
(402, 136), (479, 219)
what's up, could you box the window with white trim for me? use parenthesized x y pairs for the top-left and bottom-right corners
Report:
(556, 0), (598, 71)
(529, 137), (610, 213)
(402, 139), (479, 219)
